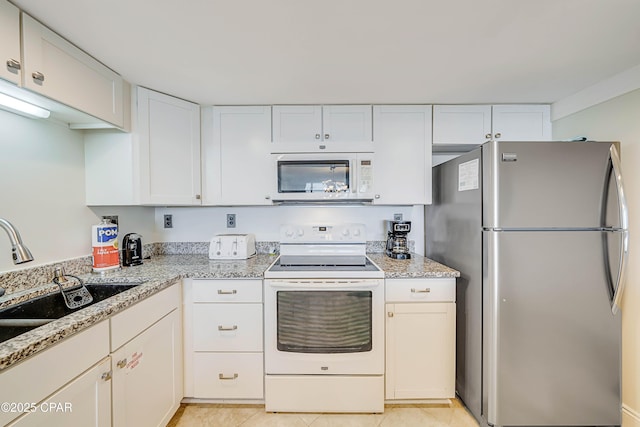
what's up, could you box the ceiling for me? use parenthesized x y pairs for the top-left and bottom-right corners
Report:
(11, 0), (640, 106)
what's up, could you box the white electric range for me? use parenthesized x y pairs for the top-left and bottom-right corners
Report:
(263, 223), (385, 413)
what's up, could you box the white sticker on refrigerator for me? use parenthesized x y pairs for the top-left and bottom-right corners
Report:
(458, 159), (479, 191)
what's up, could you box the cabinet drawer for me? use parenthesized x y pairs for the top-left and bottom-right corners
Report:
(386, 278), (455, 303)
(110, 282), (180, 351)
(192, 279), (262, 303)
(192, 353), (264, 399)
(193, 304), (263, 352)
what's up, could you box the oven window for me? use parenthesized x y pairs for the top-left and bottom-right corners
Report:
(276, 290), (372, 353)
(277, 160), (350, 193)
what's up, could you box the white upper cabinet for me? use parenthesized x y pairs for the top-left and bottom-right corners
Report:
(137, 87), (201, 205)
(432, 105), (492, 145)
(201, 106), (273, 205)
(21, 13), (125, 128)
(0, 1), (21, 85)
(373, 105), (432, 205)
(272, 105), (372, 152)
(491, 104), (551, 141)
(433, 104), (551, 149)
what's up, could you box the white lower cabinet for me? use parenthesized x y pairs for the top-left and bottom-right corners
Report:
(0, 321), (111, 427)
(110, 283), (183, 427)
(8, 357), (112, 427)
(385, 278), (456, 400)
(183, 279), (264, 400)
(0, 283), (183, 427)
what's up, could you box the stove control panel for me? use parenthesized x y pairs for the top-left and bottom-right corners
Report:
(280, 224), (366, 244)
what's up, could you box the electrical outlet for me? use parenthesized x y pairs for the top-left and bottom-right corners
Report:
(102, 215), (118, 226)
(226, 214), (236, 228)
(164, 214), (173, 228)
(394, 213), (403, 221)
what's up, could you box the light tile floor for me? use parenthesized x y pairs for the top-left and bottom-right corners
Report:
(168, 399), (480, 427)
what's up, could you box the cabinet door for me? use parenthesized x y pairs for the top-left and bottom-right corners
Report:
(202, 106), (272, 205)
(21, 14), (124, 127)
(322, 105), (372, 144)
(112, 309), (183, 427)
(8, 358), (112, 427)
(373, 105), (432, 204)
(386, 302), (455, 399)
(137, 87), (201, 205)
(491, 105), (551, 141)
(0, 1), (20, 85)
(433, 105), (492, 145)
(272, 105), (322, 144)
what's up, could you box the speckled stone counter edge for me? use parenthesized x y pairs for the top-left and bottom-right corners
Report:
(0, 240), (417, 295)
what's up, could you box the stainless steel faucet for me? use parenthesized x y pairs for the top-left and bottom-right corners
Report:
(0, 218), (34, 297)
(0, 218), (34, 264)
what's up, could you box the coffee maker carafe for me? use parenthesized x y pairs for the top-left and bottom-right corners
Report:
(386, 221), (411, 259)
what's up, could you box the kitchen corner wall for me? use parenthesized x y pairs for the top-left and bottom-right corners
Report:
(154, 205), (425, 254)
(552, 88), (640, 427)
(0, 109), (156, 273)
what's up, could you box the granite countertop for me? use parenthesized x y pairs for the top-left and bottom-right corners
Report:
(0, 252), (456, 371)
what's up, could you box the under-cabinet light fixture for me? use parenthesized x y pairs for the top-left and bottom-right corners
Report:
(0, 92), (50, 119)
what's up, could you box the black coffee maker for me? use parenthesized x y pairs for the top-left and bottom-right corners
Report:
(122, 233), (143, 266)
(386, 221), (411, 259)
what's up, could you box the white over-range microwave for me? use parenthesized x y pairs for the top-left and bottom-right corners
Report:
(271, 153), (374, 202)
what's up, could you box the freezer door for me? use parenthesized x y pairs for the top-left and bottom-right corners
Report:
(482, 141), (616, 229)
(483, 230), (621, 427)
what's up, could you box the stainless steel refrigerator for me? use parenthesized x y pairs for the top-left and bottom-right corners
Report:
(426, 141), (628, 427)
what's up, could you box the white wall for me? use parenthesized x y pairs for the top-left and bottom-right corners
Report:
(552, 88), (640, 426)
(0, 109), (155, 273)
(155, 205), (425, 254)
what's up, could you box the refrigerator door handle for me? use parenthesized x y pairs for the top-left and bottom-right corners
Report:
(607, 144), (629, 314)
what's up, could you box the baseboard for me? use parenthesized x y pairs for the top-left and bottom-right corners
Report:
(623, 404), (640, 427)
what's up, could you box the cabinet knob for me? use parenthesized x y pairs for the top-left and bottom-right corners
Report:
(218, 373), (239, 380)
(32, 71), (45, 82)
(485, 133), (492, 139)
(195, 194), (201, 200)
(315, 134), (321, 139)
(265, 195), (271, 200)
(101, 371), (113, 381)
(494, 133), (501, 139)
(6, 59), (21, 71)
(374, 194), (380, 199)
(116, 359), (127, 369)
(388, 311), (394, 318)
(324, 134), (330, 140)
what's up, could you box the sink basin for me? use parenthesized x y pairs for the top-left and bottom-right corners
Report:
(0, 282), (142, 343)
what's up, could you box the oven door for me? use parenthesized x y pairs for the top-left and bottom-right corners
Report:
(264, 278), (384, 375)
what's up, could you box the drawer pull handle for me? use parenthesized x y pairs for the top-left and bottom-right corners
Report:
(218, 325), (238, 331)
(219, 373), (238, 380)
(32, 71), (45, 82)
(411, 288), (431, 293)
(217, 289), (237, 295)
(116, 359), (127, 369)
(6, 58), (21, 70)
